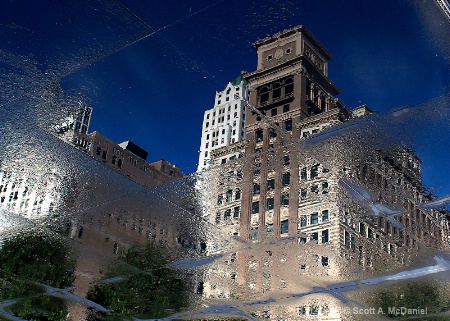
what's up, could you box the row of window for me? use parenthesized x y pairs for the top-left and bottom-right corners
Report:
(252, 174), (290, 195)
(252, 194), (291, 214)
(266, 219), (289, 235)
(344, 230), (396, 256)
(222, 206), (241, 220)
(298, 304), (329, 316)
(206, 102), (245, 119)
(216, 87), (242, 104)
(298, 229), (329, 243)
(300, 210), (329, 227)
(250, 219), (289, 239)
(217, 189), (241, 205)
(205, 112), (245, 128)
(204, 128), (245, 141)
(258, 76), (294, 106)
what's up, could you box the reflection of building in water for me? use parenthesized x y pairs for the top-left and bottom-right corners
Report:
(0, 169), (61, 219)
(197, 26), (449, 319)
(197, 73), (249, 171)
(53, 103), (93, 144)
(75, 131), (183, 188)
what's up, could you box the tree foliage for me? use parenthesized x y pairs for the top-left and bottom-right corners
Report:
(0, 232), (74, 321)
(5, 295), (68, 321)
(0, 231), (76, 288)
(372, 280), (450, 318)
(86, 242), (189, 320)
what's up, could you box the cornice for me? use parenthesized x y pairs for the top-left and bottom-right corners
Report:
(296, 108), (342, 129)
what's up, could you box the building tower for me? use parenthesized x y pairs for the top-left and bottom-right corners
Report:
(240, 26), (345, 240)
(197, 73), (249, 171)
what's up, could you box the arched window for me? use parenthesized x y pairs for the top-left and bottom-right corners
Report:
(258, 86), (270, 104)
(257, 76), (294, 106)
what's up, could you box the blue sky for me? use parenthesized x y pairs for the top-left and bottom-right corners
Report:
(2, 0), (449, 193)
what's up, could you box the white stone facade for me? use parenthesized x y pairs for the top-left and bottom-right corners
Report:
(197, 74), (249, 171)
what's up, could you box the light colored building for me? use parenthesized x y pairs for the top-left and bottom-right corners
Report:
(197, 73), (249, 171)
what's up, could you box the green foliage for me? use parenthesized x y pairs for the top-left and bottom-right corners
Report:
(5, 295), (68, 321)
(120, 242), (170, 270)
(86, 242), (189, 320)
(0, 271), (44, 300)
(372, 280), (450, 318)
(0, 232), (76, 288)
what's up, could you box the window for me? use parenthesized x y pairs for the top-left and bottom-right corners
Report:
(267, 179), (275, 190)
(96, 147), (101, 155)
(344, 231), (350, 247)
(322, 182), (329, 193)
(283, 155), (290, 165)
(284, 119), (292, 131)
(251, 227), (258, 240)
(235, 189), (241, 200)
(118, 159), (122, 168)
(111, 155), (116, 165)
(206, 113), (210, 119)
(224, 209), (231, 219)
(252, 201), (259, 214)
(283, 104), (290, 113)
(222, 129), (225, 135)
(311, 232), (318, 241)
(322, 229), (329, 243)
(267, 223), (273, 235)
(266, 198), (274, 210)
(233, 207), (240, 218)
(255, 129), (263, 142)
(206, 122), (209, 127)
(359, 222), (366, 237)
(271, 108), (277, 116)
(281, 194), (289, 206)
(282, 172), (290, 186)
(300, 216), (307, 227)
(217, 195), (223, 205)
(281, 219), (289, 234)
(310, 164), (319, 178)
(221, 158), (226, 164)
(257, 77), (294, 105)
(300, 188), (307, 200)
(311, 213), (319, 224)
(268, 128), (277, 139)
(253, 183), (260, 194)
(205, 151), (208, 157)
(226, 190), (233, 202)
(321, 256), (329, 267)
(322, 210), (329, 222)
(300, 167), (307, 179)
